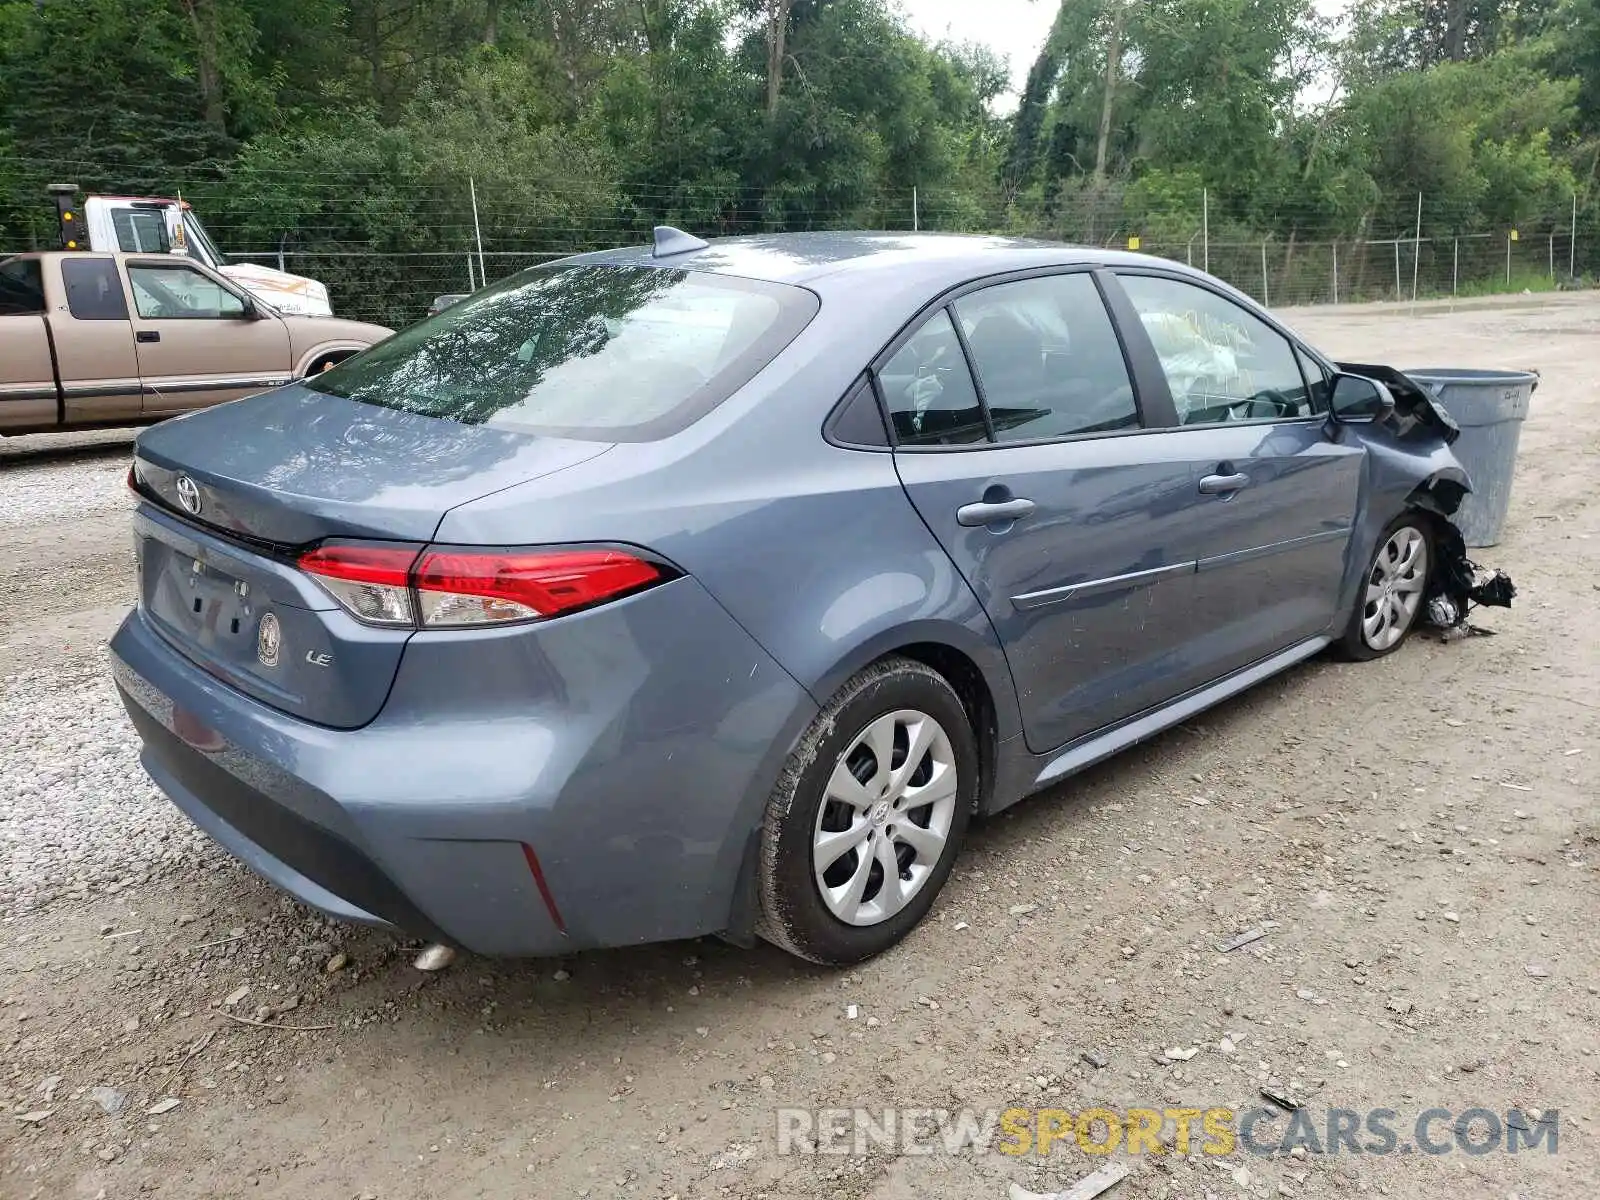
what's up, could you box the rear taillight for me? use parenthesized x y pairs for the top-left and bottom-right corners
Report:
(413, 548), (664, 627)
(296, 542), (668, 629)
(297, 543), (420, 627)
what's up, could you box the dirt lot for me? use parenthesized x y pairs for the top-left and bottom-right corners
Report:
(2, 295), (1597, 1200)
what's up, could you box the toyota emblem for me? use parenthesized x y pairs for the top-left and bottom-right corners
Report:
(257, 612), (281, 668)
(175, 474), (202, 515)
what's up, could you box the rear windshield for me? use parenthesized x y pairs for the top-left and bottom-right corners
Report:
(0, 257), (46, 315)
(308, 263), (819, 441)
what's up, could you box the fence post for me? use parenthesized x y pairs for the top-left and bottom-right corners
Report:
(1549, 232), (1555, 279)
(1411, 192), (1422, 302)
(1452, 238), (1458, 297)
(912, 186), (919, 233)
(1571, 194), (1578, 278)
(469, 176), (487, 289)
(1261, 240), (1270, 306)
(1331, 241), (1339, 304)
(1202, 189), (1209, 274)
(1506, 233), (1511, 286)
(1393, 240), (1401, 299)
(466, 254), (475, 292)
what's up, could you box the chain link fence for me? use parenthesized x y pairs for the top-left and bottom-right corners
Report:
(259, 231), (1598, 330)
(4, 161), (1595, 328)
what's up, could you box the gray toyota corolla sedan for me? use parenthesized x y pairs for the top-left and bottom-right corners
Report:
(112, 230), (1471, 965)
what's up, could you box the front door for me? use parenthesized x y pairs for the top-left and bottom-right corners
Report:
(1109, 271), (1363, 677)
(884, 271), (1223, 754)
(123, 259), (292, 415)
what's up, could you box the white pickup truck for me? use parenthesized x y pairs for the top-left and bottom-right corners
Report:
(53, 186), (334, 317)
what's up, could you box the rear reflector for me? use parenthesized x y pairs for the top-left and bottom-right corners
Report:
(520, 842), (567, 935)
(297, 542), (667, 629)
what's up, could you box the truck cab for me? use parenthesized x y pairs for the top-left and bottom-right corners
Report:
(76, 194), (333, 317)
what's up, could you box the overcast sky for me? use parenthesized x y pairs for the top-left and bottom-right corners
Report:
(899, 0), (1349, 109)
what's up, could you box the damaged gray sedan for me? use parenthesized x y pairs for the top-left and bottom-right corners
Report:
(113, 234), (1511, 967)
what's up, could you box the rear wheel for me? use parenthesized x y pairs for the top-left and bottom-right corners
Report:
(756, 657), (976, 964)
(1336, 513), (1434, 660)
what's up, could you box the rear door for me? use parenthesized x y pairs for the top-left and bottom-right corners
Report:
(886, 269), (1221, 754)
(123, 259), (292, 415)
(0, 258), (58, 432)
(1108, 270), (1363, 678)
(51, 256), (144, 426)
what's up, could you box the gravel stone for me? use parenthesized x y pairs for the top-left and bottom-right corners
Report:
(0, 658), (215, 919)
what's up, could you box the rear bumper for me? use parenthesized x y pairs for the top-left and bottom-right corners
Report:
(110, 578), (817, 956)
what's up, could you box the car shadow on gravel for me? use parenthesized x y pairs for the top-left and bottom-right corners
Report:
(170, 645), (1383, 1048)
(0, 434), (136, 467)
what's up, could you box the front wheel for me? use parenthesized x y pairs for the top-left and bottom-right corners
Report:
(1336, 514), (1434, 660)
(756, 657), (976, 964)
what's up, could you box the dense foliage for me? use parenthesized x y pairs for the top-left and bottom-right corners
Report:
(2, 0), (1597, 317)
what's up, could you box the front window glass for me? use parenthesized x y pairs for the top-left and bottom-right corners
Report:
(128, 264), (246, 319)
(1119, 274), (1314, 424)
(1295, 345), (1330, 414)
(307, 264), (819, 442)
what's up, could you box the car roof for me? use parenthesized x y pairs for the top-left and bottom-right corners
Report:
(559, 231), (1188, 296)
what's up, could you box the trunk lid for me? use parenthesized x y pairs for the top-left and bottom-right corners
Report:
(133, 385), (612, 545)
(131, 387), (613, 728)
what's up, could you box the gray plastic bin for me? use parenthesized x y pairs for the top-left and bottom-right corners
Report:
(1404, 368), (1537, 547)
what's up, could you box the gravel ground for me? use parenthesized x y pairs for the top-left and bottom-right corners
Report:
(1, 296), (1596, 1200)
(0, 456), (131, 532)
(0, 659), (211, 918)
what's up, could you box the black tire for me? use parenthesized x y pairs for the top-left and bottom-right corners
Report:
(756, 657), (977, 965)
(308, 352), (350, 375)
(1335, 511), (1436, 661)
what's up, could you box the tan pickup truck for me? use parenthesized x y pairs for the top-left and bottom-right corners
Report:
(0, 252), (391, 436)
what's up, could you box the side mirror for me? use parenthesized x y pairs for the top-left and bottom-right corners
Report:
(1329, 373), (1397, 422)
(238, 296), (265, 321)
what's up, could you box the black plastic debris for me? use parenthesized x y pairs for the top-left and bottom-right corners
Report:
(1425, 520), (1516, 638)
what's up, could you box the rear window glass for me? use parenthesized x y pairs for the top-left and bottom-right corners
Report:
(61, 258), (129, 320)
(0, 258), (46, 315)
(307, 264), (819, 441)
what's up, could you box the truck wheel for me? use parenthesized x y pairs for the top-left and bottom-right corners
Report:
(308, 352), (349, 375)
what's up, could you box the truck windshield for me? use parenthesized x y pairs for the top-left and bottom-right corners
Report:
(112, 209), (170, 253)
(181, 213), (227, 267)
(306, 263), (819, 442)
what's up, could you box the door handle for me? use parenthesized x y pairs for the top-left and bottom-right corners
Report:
(136, 330), (161, 344)
(956, 497), (1036, 527)
(1199, 472), (1250, 495)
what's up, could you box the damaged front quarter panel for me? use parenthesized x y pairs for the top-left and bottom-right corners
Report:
(1330, 363), (1514, 636)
